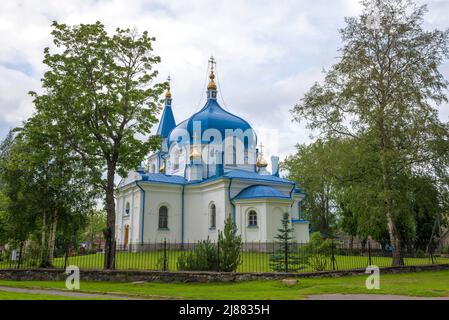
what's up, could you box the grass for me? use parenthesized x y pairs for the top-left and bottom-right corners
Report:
(2, 250), (446, 273)
(1, 270), (449, 300)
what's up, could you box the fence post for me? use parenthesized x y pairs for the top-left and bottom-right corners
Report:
(331, 239), (335, 271)
(368, 239), (372, 266)
(163, 239), (167, 272)
(17, 242), (23, 270)
(284, 239), (288, 273)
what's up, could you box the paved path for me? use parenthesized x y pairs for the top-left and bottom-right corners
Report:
(3, 286), (449, 301)
(0, 286), (144, 300)
(308, 294), (449, 300)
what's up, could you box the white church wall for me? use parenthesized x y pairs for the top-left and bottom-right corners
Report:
(234, 199), (303, 243)
(293, 223), (310, 243)
(234, 201), (268, 242)
(143, 184), (183, 242)
(115, 187), (141, 246)
(266, 205), (286, 242)
(116, 176), (310, 246)
(183, 180), (229, 242)
(131, 190), (142, 244)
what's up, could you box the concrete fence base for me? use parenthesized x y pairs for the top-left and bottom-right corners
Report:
(0, 264), (448, 283)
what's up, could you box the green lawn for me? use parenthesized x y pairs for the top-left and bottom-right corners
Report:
(2, 250), (448, 272)
(28, 252), (449, 272)
(1, 270), (449, 300)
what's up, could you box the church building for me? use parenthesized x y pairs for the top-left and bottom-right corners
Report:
(116, 58), (309, 246)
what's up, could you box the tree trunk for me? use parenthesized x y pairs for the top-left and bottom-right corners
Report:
(378, 101), (404, 267)
(40, 211), (50, 267)
(47, 210), (58, 266)
(104, 160), (116, 270)
(381, 158), (404, 266)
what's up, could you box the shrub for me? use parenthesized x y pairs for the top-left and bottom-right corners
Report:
(177, 238), (218, 271)
(218, 217), (242, 272)
(299, 232), (334, 271)
(269, 213), (304, 272)
(177, 218), (243, 272)
(415, 249), (426, 259)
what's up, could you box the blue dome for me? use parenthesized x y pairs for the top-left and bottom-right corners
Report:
(168, 99), (256, 147)
(234, 185), (290, 200)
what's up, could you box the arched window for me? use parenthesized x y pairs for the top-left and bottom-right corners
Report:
(248, 210), (258, 227)
(125, 202), (130, 216)
(158, 206), (168, 229)
(210, 204), (216, 229)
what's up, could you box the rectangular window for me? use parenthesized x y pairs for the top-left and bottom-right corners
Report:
(159, 215), (168, 229)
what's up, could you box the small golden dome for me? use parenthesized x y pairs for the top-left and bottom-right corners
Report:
(159, 165), (165, 173)
(165, 75), (172, 99)
(256, 155), (268, 168)
(165, 88), (172, 99)
(207, 72), (217, 90)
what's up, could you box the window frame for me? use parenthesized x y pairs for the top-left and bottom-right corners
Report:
(124, 202), (130, 216)
(209, 203), (217, 230)
(158, 205), (169, 230)
(248, 210), (258, 228)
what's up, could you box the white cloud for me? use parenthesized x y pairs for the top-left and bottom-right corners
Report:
(0, 0), (448, 164)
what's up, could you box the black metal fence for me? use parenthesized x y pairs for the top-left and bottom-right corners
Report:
(1, 239), (449, 273)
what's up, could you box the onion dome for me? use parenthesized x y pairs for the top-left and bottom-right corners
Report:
(256, 155), (268, 168)
(168, 57), (256, 147)
(207, 70), (217, 90)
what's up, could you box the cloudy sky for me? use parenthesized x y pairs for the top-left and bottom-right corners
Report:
(1, 0), (449, 164)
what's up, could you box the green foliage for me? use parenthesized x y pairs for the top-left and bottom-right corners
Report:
(177, 218), (243, 272)
(81, 210), (106, 245)
(0, 121), (96, 267)
(299, 232), (334, 271)
(217, 217), (242, 272)
(289, 0), (449, 265)
(269, 213), (304, 272)
(29, 21), (165, 268)
(156, 255), (169, 271)
(177, 239), (218, 271)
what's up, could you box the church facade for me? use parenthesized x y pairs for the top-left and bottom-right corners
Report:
(115, 59), (309, 246)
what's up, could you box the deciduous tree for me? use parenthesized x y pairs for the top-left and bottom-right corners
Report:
(30, 22), (164, 269)
(291, 0), (449, 265)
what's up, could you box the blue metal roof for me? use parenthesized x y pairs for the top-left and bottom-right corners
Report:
(223, 169), (294, 185)
(135, 170), (294, 187)
(157, 105), (176, 139)
(141, 173), (186, 185)
(234, 185), (291, 200)
(168, 99), (256, 146)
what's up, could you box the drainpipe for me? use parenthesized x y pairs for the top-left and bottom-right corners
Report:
(289, 184), (296, 221)
(181, 163), (187, 246)
(136, 182), (145, 245)
(227, 178), (236, 222)
(181, 185), (185, 245)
